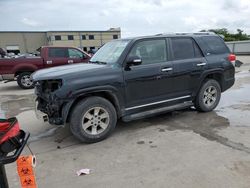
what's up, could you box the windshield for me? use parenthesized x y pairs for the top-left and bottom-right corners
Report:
(90, 40), (130, 64)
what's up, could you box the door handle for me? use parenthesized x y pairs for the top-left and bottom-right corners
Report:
(68, 60), (74, 64)
(46, 60), (52, 65)
(196, 63), (206, 66)
(161, 67), (173, 72)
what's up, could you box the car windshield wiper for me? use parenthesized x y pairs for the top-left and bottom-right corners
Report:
(89, 60), (107, 64)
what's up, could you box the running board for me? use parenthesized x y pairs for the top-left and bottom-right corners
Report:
(122, 101), (193, 122)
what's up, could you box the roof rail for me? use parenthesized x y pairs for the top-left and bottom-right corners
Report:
(155, 32), (216, 36)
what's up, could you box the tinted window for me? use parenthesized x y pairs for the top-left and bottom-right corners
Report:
(68, 35), (74, 40)
(194, 41), (203, 57)
(201, 36), (229, 55)
(49, 48), (68, 58)
(89, 35), (94, 40)
(128, 40), (167, 65)
(68, 49), (84, 58)
(171, 38), (202, 60)
(54, 35), (61, 41)
(90, 40), (130, 64)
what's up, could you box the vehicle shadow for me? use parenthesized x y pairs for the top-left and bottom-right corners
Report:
(114, 109), (250, 154)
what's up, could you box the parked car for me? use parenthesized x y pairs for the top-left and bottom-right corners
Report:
(33, 33), (235, 143)
(0, 46), (90, 89)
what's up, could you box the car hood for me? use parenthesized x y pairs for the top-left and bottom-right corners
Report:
(32, 63), (107, 81)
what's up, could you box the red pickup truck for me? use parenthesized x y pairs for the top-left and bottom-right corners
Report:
(0, 46), (91, 89)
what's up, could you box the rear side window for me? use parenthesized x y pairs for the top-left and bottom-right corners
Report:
(68, 48), (84, 58)
(201, 36), (229, 55)
(48, 48), (68, 58)
(171, 38), (203, 60)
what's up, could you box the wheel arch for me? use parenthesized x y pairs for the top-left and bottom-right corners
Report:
(15, 68), (36, 77)
(63, 90), (122, 124)
(14, 65), (38, 77)
(195, 69), (224, 96)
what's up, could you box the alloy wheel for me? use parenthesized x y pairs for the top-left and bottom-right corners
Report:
(21, 75), (33, 87)
(203, 86), (217, 107)
(82, 107), (110, 135)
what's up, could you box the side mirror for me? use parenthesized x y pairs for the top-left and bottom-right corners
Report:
(126, 56), (142, 67)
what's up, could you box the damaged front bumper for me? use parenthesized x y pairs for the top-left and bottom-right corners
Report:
(34, 79), (66, 125)
(36, 97), (64, 125)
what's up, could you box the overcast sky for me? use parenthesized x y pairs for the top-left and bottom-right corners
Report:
(0, 0), (250, 37)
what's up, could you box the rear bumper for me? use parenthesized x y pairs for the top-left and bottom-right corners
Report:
(221, 77), (235, 92)
(0, 74), (15, 81)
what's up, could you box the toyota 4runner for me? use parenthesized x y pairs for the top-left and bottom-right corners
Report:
(33, 33), (235, 143)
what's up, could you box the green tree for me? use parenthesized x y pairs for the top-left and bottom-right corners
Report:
(199, 28), (250, 41)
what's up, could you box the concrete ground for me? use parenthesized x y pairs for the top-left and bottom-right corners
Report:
(1, 59), (250, 188)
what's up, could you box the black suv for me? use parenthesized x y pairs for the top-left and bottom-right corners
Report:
(33, 33), (235, 143)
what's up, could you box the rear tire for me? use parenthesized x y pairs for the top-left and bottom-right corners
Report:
(17, 72), (34, 89)
(195, 79), (221, 112)
(70, 97), (117, 143)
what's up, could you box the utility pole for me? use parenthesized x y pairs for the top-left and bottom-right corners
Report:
(22, 33), (28, 53)
(79, 32), (83, 49)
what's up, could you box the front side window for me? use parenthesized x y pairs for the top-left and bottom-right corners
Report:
(68, 49), (84, 58)
(90, 40), (130, 64)
(49, 48), (68, 58)
(171, 38), (202, 60)
(128, 39), (167, 65)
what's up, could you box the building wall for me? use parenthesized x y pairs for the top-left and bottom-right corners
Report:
(226, 40), (250, 55)
(47, 30), (121, 52)
(0, 28), (121, 54)
(0, 32), (47, 54)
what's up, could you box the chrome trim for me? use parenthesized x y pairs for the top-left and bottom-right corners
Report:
(68, 60), (74, 64)
(133, 59), (142, 63)
(46, 60), (53, 64)
(197, 63), (206, 66)
(125, 95), (191, 111)
(161, 67), (173, 72)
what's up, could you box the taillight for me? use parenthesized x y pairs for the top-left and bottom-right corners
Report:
(228, 54), (236, 63)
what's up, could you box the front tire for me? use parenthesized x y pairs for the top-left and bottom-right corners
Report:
(195, 79), (221, 112)
(17, 72), (34, 89)
(70, 97), (117, 143)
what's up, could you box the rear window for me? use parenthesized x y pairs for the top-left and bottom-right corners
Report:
(171, 38), (203, 60)
(201, 36), (229, 55)
(48, 48), (68, 58)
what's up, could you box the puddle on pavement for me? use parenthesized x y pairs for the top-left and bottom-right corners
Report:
(139, 109), (250, 154)
(0, 94), (36, 118)
(234, 70), (250, 79)
(29, 124), (72, 144)
(29, 127), (60, 142)
(216, 70), (250, 127)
